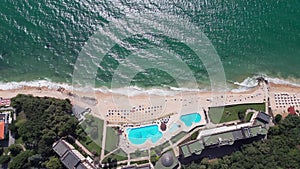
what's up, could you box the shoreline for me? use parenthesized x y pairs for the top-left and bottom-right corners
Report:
(1, 74), (300, 94)
(1, 78), (300, 123)
(2, 78), (300, 154)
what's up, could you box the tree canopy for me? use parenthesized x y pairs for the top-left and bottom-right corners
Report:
(185, 115), (300, 169)
(10, 94), (78, 168)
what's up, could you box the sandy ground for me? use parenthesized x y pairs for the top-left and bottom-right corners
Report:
(1, 82), (300, 123)
(2, 82), (300, 151)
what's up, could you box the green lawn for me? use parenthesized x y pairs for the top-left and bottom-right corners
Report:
(150, 141), (171, 156)
(102, 148), (128, 162)
(79, 115), (104, 154)
(170, 131), (187, 144)
(246, 112), (254, 122)
(104, 127), (119, 154)
(79, 136), (101, 155)
(130, 149), (149, 159)
(209, 103), (265, 124)
(81, 115), (104, 146)
(131, 160), (149, 165)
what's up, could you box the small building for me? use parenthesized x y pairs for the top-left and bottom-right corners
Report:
(76, 161), (98, 169)
(72, 105), (91, 122)
(155, 151), (179, 169)
(61, 150), (84, 169)
(53, 139), (73, 157)
(180, 125), (268, 160)
(179, 140), (204, 158)
(52, 139), (96, 169)
(0, 98), (10, 107)
(256, 112), (271, 124)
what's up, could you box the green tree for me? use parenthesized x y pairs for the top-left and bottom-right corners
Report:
(0, 155), (10, 164)
(8, 150), (33, 169)
(238, 111), (245, 122)
(274, 114), (282, 123)
(28, 154), (43, 167)
(10, 94), (76, 165)
(45, 157), (62, 169)
(8, 144), (23, 157)
(191, 131), (199, 140)
(184, 115), (300, 169)
(0, 147), (3, 156)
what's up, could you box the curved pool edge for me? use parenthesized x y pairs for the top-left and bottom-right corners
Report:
(180, 112), (202, 127)
(126, 124), (163, 145)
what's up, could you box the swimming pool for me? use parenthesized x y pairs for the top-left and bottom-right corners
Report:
(180, 113), (201, 127)
(127, 125), (163, 145)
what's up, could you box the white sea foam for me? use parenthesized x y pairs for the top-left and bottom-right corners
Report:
(1, 75), (300, 95)
(0, 80), (74, 91)
(231, 74), (300, 93)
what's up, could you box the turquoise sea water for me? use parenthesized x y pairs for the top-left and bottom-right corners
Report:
(0, 0), (299, 89)
(127, 125), (163, 145)
(180, 113), (201, 127)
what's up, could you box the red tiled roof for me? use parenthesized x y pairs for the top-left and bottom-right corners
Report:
(288, 106), (296, 115)
(0, 122), (5, 140)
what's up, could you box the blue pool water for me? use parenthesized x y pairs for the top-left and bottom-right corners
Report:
(180, 113), (201, 127)
(127, 125), (163, 145)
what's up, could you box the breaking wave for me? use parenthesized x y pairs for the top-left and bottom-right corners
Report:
(1, 74), (300, 95)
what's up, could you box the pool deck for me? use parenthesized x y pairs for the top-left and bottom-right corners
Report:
(64, 80), (298, 166)
(90, 84), (267, 160)
(93, 87), (265, 155)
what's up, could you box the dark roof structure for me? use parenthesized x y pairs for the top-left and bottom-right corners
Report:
(76, 163), (87, 169)
(72, 105), (90, 120)
(76, 162), (97, 169)
(232, 129), (244, 140)
(161, 151), (174, 167)
(53, 140), (96, 169)
(52, 140), (72, 157)
(256, 112), (270, 123)
(61, 150), (81, 169)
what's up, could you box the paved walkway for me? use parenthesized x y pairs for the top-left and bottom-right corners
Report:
(100, 121), (107, 160)
(68, 135), (94, 157)
(102, 148), (119, 160)
(117, 156), (149, 166)
(74, 139), (94, 157)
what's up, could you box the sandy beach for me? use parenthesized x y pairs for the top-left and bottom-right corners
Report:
(1, 81), (299, 123)
(2, 81), (300, 152)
